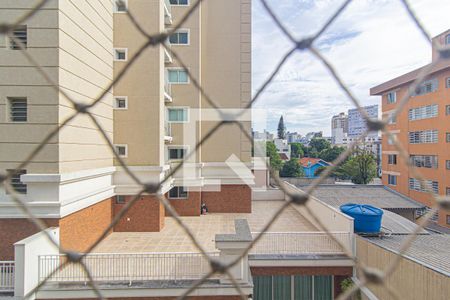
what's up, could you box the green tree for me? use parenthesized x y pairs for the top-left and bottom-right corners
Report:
(309, 138), (331, 153)
(277, 116), (286, 139)
(314, 166), (327, 177)
(280, 158), (304, 178)
(340, 149), (377, 184)
(266, 141), (282, 171)
(319, 146), (346, 163)
(290, 142), (305, 158)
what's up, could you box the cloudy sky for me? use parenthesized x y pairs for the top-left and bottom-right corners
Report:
(252, 0), (450, 136)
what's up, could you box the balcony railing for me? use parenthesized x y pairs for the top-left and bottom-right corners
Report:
(164, 121), (172, 143)
(39, 252), (219, 283)
(0, 261), (14, 292)
(250, 232), (351, 255)
(164, 69), (173, 102)
(164, 0), (173, 25)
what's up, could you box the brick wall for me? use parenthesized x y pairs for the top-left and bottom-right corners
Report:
(113, 195), (165, 232)
(165, 191), (201, 217)
(59, 198), (113, 253)
(0, 218), (59, 260)
(201, 185), (251, 213)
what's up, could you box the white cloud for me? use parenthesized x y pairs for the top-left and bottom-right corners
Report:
(252, 0), (450, 135)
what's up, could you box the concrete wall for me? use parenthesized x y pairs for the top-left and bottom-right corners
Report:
(356, 237), (450, 300)
(14, 228), (60, 298)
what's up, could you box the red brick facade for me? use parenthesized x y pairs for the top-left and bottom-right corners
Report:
(59, 198), (114, 253)
(0, 218), (59, 260)
(201, 185), (251, 213)
(113, 195), (165, 232)
(165, 191), (201, 217)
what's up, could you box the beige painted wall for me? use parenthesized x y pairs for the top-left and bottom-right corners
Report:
(356, 237), (450, 300)
(113, 0), (165, 167)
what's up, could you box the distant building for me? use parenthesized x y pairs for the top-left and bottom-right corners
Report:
(348, 105), (379, 138)
(331, 112), (348, 144)
(336, 136), (382, 175)
(299, 158), (331, 178)
(286, 132), (302, 143)
(370, 29), (450, 228)
(253, 130), (274, 141)
(274, 138), (291, 161)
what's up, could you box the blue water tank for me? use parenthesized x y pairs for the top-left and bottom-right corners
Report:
(340, 203), (383, 233)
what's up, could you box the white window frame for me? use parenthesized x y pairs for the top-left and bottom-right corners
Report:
(169, 29), (190, 45)
(408, 104), (438, 121)
(168, 145), (189, 161)
(9, 25), (27, 50)
(388, 154), (397, 165)
(167, 68), (190, 84)
(168, 186), (189, 199)
(387, 174), (397, 186)
(114, 96), (128, 110)
(114, 144), (128, 158)
(169, 0), (190, 6)
(167, 107), (189, 123)
(114, 48), (128, 61)
(113, 0), (128, 13)
(387, 91), (396, 104)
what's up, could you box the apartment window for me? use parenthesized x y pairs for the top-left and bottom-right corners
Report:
(410, 155), (438, 169)
(169, 0), (189, 5)
(168, 69), (189, 84)
(115, 195), (126, 204)
(409, 178), (439, 194)
(114, 96), (128, 109)
(408, 104), (438, 121)
(446, 77), (450, 88)
(446, 34), (450, 45)
(446, 105), (450, 115)
(114, 0), (128, 12)
(114, 48), (127, 61)
(408, 130), (438, 144)
(168, 186), (188, 199)
(447, 133), (450, 143)
(388, 154), (397, 165)
(387, 135), (396, 145)
(387, 91), (396, 104)
(168, 108), (188, 122)
(114, 144), (128, 157)
(8, 98), (27, 122)
(168, 147), (187, 160)
(388, 114), (397, 124)
(447, 215), (450, 225)
(9, 25), (27, 50)
(169, 30), (189, 45)
(388, 175), (397, 186)
(447, 187), (450, 196)
(413, 78), (438, 96)
(446, 160), (450, 170)
(6, 169), (27, 194)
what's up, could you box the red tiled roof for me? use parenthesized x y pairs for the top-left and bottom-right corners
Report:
(299, 157), (322, 167)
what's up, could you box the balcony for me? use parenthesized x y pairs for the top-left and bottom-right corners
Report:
(164, 42), (173, 64)
(0, 261), (14, 293)
(164, 69), (172, 103)
(164, 0), (173, 25)
(164, 121), (172, 143)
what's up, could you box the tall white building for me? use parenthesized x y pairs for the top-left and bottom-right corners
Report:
(348, 105), (379, 138)
(331, 112), (348, 144)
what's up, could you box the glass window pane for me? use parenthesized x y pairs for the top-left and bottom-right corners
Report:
(294, 276), (312, 300)
(169, 34), (178, 44)
(168, 70), (178, 83)
(253, 276), (272, 300)
(313, 276), (332, 300)
(180, 32), (188, 44)
(179, 70), (188, 83)
(273, 276), (291, 300)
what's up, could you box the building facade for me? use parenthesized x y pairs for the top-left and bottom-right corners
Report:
(370, 29), (450, 227)
(331, 112), (348, 144)
(347, 105), (379, 138)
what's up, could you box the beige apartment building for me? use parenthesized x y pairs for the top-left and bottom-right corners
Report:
(371, 29), (450, 228)
(0, 0), (251, 259)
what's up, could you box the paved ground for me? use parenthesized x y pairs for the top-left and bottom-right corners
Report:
(94, 200), (316, 253)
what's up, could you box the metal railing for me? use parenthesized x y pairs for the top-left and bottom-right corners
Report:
(39, 252), (219, 283)
(250, 232), (351, 255)
(164, 69), (173, 101)
(164, 0), (173, 25)
(0, 261), (14, 292)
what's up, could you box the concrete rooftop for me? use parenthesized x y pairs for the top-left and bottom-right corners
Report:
(94, 200), (317, 253)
